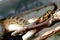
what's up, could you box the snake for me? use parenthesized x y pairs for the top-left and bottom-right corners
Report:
(0, 3), (57, 40)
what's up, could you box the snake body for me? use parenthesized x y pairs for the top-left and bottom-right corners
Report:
(0, 3), (57, 40)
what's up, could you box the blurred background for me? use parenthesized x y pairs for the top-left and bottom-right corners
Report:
(0, 0), (60, 19)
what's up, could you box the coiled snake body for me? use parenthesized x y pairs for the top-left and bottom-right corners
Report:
(0, 3), (57, 40)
